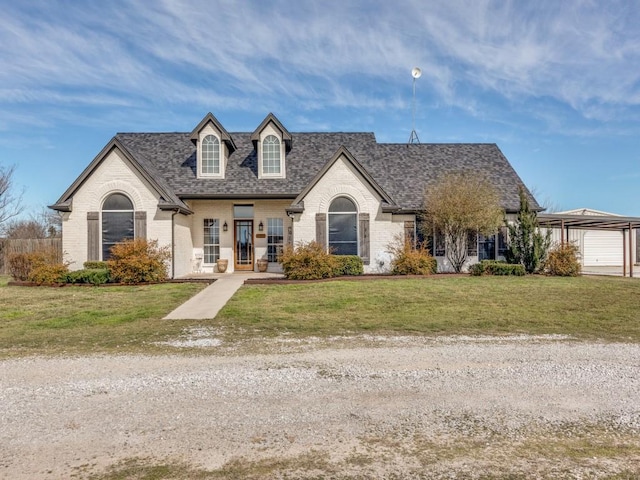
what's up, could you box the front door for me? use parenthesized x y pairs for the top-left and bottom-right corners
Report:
(234, 220), (254, 271)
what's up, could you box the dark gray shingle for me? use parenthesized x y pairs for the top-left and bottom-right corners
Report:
(115, 131), (538, 212)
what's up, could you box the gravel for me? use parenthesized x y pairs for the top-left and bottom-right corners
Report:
(1, 335), (639, 478)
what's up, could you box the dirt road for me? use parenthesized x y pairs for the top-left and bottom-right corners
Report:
(1, 336), (639, 479)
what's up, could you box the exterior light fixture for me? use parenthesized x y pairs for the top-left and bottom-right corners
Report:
(258, 221), (264, 231)
(223, 221), (228, 232)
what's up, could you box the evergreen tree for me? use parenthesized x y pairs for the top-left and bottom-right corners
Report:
(505, 187), (551, 273)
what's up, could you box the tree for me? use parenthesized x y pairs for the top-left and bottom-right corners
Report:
(0, 165), (22, 230)
(505, 186), (551, 273)
(2, 208), (61, 239)
(423, 173), (504, 273)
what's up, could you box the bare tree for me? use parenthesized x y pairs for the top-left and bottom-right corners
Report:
(423, 173), (503, 272)
(0, 165), (22, 230)
(3, 208), (61, 239)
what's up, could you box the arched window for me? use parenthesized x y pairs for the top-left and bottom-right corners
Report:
(202, 135), (220, 174)
(262, 135), (281, 174)
(102, 193), (134, 260)
(328, 197), (358, 255)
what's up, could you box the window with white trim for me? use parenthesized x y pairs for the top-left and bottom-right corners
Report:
(203, 219), (220, 263)
(267, 218), (284, 262)
(102, 193), (134, 261)
(202, 135), (220, 175)
(328, 197), (358, 255)
(262, 135), (281, 175)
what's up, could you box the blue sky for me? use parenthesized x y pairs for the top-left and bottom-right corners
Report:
(2, 0), (640, 217)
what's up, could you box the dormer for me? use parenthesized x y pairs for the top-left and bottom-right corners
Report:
(251, 113), (292, 179)
(190, 113), (236, 179)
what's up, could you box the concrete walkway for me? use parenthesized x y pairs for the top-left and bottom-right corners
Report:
(163, 272), (283, 320)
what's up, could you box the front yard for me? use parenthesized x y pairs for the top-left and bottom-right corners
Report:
(0, 276), (205, 357)
(1, 275), (640, 357)
(2, 274), (640, 479)
(215, 275), (640, 342)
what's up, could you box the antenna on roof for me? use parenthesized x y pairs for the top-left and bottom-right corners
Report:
(408, 67), (421, 144)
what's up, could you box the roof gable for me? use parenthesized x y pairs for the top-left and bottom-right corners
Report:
(292, 146), (398, 212)
(189, 112), (236, 153)
(250, 112), (292, 152)
(49, 137), (192, 214)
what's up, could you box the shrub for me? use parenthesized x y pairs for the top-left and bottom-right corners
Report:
(333, 255), (364, 276)
(468, 262), (485, 276)
(8, 248), (62, 281)
(279, 241), (338, 280)
(107, 239), (170, 284)
(469, 260), (525, 276)
(28, 263), (69, 285)
(544, 243), (581, 277)
(83, 261), (108, 270)
(388, 235), (437, 275)
(7, 252), (33, 281)
(65, 268), (111, 285)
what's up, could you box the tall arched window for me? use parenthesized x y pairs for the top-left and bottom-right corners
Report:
(102, 193), (134, 260)
(202, 135), (220, 174)
(262, 135), (281, 174)
(328, 197), (358, 255)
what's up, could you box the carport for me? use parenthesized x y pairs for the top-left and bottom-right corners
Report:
(537, 214), (640, 277)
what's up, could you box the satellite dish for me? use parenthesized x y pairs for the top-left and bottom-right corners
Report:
(411, 67), (422, 79)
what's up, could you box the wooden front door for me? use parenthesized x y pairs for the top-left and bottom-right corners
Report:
(234, 220), (254, 271)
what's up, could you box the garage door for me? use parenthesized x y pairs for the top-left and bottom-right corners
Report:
(583, 231), (623, 266)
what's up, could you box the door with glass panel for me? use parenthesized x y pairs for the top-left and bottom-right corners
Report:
(234, 220), (254, 271)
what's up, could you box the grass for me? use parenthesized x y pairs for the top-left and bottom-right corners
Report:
(215, 275), (640, 342)
(0, 276), (205, 357)
(2, 274), (640, 358)
(85, 424), (640, 479)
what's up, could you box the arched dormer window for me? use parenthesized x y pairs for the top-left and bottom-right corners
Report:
(262, 135), (281, 175)
(102, 193), (134, 260)
(202, 135), (220, 175)
(328, 197), (358, 255)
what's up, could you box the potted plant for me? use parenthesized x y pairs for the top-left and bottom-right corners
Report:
(216, 258), (228, 273)
(257, 258), (268, 272)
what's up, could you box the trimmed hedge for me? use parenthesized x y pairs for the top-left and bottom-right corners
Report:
(83, 261), (108, 270)
(469, 260), (525, 276)
(65, 268), (111, 285)
(333, 255), (364, 276)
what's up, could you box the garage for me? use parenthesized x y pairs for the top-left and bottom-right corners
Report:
(583, 231), (623, 266)
(537, 211), (640, 277)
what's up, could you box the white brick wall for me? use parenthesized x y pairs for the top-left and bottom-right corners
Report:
(62, 148), (173, 271)
(189, 199), (291, 273)
(293, 155), (410, 273)
(173, 212), (193, 277)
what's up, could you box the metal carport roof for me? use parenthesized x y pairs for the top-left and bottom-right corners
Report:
(537, 213), (640, 277)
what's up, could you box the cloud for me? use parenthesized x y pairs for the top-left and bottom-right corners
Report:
(1, 0), (640, 136)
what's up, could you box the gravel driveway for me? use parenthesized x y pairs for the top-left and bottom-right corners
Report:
(1, 335), (639, 479)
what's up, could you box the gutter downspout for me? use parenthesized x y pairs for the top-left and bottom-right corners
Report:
(171, 209), (179, 279)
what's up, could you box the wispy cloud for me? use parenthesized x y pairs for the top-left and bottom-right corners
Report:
(1, 0), (640, 136)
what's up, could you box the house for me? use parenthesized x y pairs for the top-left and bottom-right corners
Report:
(50, 112), (538, 276)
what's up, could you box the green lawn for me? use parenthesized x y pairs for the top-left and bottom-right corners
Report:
(0, 276), (205, 357)
(1, 275), (640, 358)
(215, 275), (640, 342)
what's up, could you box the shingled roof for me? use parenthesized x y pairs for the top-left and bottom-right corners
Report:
(53, 124), (538, 214)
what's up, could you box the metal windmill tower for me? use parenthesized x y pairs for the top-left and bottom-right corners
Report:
(408, 66), (422, 144)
